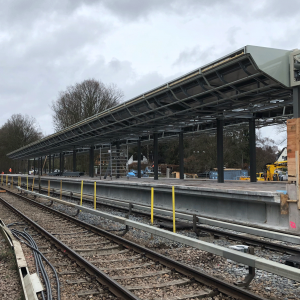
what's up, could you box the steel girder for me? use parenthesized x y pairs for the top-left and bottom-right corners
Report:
(8, 53), (292, 159)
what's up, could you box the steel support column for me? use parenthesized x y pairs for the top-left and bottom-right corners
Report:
(153, 133), (158, 180)
(40, 157), (42, 176)
(137, 138), (141, 178)
(33, 158), (36, 175)
(48, 155), (51, 174)
(61, 153), (64, 175)
(293, 86), (300, 118)
(27, 159), (30, 175)
(52, 155), (55, 173)
(89, 145), (94, 178)
(249, 118), (257, 182)
(116, 142), (120, 179)
(59, 153), (62, 175)
(73, 149), (76, 172)
(217, 119), (224, 183)
(179, 132), (184, 180)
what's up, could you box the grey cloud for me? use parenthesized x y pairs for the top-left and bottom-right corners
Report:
(227, 26), (240, 46)
(0, 53), (137, 134)
(255, 0), (300, 18)
(123, 71), (180, 100)
(173, 46), (216, 67)
(95, 0), (231, 21)
(0, 0), (99, 28)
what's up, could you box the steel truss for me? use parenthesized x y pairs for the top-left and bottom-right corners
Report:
(8, 53), (292, 159)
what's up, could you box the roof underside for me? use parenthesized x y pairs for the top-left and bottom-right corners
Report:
(8, 47), (293, 159)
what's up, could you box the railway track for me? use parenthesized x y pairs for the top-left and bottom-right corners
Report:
(0, 187), (265, 300)
(32, 184), (300, 257)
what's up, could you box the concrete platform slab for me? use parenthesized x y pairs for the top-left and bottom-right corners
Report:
(9, 175), (289, 229)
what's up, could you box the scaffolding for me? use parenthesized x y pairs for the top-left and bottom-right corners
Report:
(98, 145), (128, 179)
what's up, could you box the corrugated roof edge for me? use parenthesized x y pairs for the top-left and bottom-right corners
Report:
(7, 45), (290, 156)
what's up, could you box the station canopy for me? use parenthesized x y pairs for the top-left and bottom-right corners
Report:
(8, 45), (296, 159)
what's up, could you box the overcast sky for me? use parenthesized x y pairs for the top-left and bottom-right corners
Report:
(1, 0), (296, 146)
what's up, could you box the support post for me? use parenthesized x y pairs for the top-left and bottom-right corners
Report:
(27, 159), (30, 175)
(235, 246), (255, 287)
(99, 147), (102, 179)
(73, 148), (76, 172)
(151, 187), (154, 225)
(249, 118), (257, 182)
(52, 155), (55, 173)
(217, 119), (224, 183)
(153, 132), (158, 180)
(94, 181), (96, 209)
(172, 186), (176, 233)
(293, 86), (300, 118)
(179, 132), (184, 180)
(89, 145), (94, 178)
(59, 153), (62, 175)
(80, 180), (83, 211)
(49, 155), (51, 175)
(137, 138), (141, 178)
(61, 153), (64, 176)
(116, 142), (120, 179)
(40, 157), (42, 176)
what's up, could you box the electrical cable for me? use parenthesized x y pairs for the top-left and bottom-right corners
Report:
(7, 224), (61, 300)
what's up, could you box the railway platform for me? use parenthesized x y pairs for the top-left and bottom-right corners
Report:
(7, 175), (293, 232)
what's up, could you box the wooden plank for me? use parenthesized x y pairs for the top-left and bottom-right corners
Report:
(90, 255), (141, 264)
(78, 290), (102, 296)
(101, 262), (154, 271)
(288, 118), (298, 179)
(297, 151), (300, 209)
(280, 194), (289, 215)
(153, 289), (216, 300)
(126, 278), (190, 290)
(112, 269), (171, 280)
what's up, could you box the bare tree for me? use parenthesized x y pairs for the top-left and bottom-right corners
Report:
(0, 114), (43, 173)
(51, 79), (124, 131)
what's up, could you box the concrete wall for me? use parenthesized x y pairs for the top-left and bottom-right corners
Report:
(13, 176), (289, 229)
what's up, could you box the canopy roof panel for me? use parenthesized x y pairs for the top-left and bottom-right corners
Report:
(8, 45), (294, 159)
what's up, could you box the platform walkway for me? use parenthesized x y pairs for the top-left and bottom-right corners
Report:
(7, 174), (289, 230)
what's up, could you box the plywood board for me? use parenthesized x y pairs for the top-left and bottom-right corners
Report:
(280, 194), (289, 215)
(288, 119), (299, 179)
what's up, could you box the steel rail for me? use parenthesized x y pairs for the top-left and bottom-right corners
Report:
(8, 180), (298, 238)
(2, 188), (266, 300)
(0, 196), (140, 300)
(29, 184), (300, 241)
(44, 186), (300, 256)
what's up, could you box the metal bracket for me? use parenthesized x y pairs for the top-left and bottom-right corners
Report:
(70, 192), (73, 200)
(72, 209), (80, 217)
(118, 225), (129, 237)
(126, 203), (133, 218)
(193, 214), (200, 236)
(120, 203), (133, 236)
(234, 246), (255, 287)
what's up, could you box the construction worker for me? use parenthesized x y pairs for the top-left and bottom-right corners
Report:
(9, 168), (12, 173)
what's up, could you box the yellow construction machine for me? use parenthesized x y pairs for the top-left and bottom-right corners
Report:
(265, 160), (287, 181)
(239, 172), (265, 181)
(239, 160), (287, 182)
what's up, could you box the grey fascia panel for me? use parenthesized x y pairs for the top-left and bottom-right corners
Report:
(246, 45), (291, 87)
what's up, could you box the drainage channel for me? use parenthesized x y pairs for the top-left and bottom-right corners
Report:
(1, 187), (266, 300)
